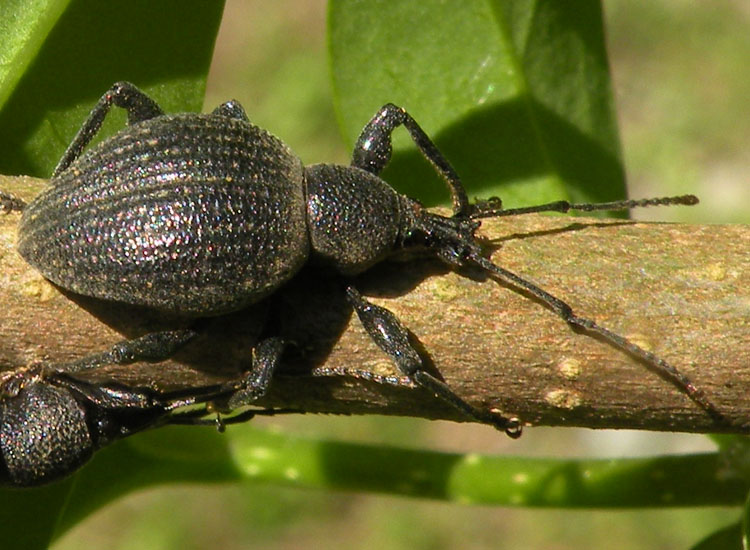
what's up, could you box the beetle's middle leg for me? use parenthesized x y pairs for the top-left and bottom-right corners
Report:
(218, 337), (286, 409)
(345, 286), (521, 437)
(56, 329), (197, 376)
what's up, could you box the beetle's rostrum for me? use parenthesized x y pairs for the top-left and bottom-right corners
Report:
(0, 81), (723, 486)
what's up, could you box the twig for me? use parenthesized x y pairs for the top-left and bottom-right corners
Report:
(1, 175), (748, 433)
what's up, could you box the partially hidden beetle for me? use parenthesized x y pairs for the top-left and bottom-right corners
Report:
(0, 82), (724, 486)
(0, 330), (286, 487)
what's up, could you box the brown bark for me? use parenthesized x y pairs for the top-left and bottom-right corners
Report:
(1, 175), (748, 434)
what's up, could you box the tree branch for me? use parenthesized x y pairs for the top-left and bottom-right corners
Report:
(1, 175), (748, 434)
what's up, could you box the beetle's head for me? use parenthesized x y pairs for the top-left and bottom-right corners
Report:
(397, 197), (490, 270)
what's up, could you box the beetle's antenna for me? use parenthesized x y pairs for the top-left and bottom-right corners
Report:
(471, 194), (699, 219)
(468, 253), (726, 425)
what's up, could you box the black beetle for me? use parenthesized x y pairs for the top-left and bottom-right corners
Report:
(0, 331), (287, 487)
(0, 82), (724, 485)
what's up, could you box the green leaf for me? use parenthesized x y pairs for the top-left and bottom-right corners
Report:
(0, 0), (226, 178)
(328, 0), (625, 208)
(0, 478), (76, 548)
(0, 0), (71, 113)
(709, 434), (750, 481)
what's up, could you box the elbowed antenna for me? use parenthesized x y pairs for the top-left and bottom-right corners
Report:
(467, 254), (725, 424)
(449, 192), (725, 425)
(470, 194), (700, 219)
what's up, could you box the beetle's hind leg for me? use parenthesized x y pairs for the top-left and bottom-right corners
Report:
(166, 337), (290, 427)
(51, 332), (287, 426)
(42, 332), (290, 431)
(345, 286), (522, 437)
(54, 82), (165, 177)
(55, 329), (198, 375)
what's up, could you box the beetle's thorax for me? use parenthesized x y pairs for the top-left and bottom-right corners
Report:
(303, 163), (484, 274)
(304, 163), (408, 275)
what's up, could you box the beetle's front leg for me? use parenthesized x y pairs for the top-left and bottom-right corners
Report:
(351, 104), (471, 217)
(54, 82), (165, 177)
(345, 287), (521, 437)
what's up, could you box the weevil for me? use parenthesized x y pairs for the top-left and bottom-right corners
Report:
(0, 82), (724, 471)
(0, 331), (288, 487)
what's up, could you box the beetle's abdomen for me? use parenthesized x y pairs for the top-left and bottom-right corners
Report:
(18, 114), (309, 315)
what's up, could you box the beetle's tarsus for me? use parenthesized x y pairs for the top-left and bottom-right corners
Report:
(219, 337), (285, 410)
(0, 191), (26, 213)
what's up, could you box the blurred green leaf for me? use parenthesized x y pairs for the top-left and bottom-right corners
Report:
(0, 0), (225, 178)
(0, 478), (76, 548)
(7, 425), (743, 545)
(329, 0), (625, 209)
(50, 427), (241, 540)
(0, 428), (239, 549)
(709, 434), (750, 481)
